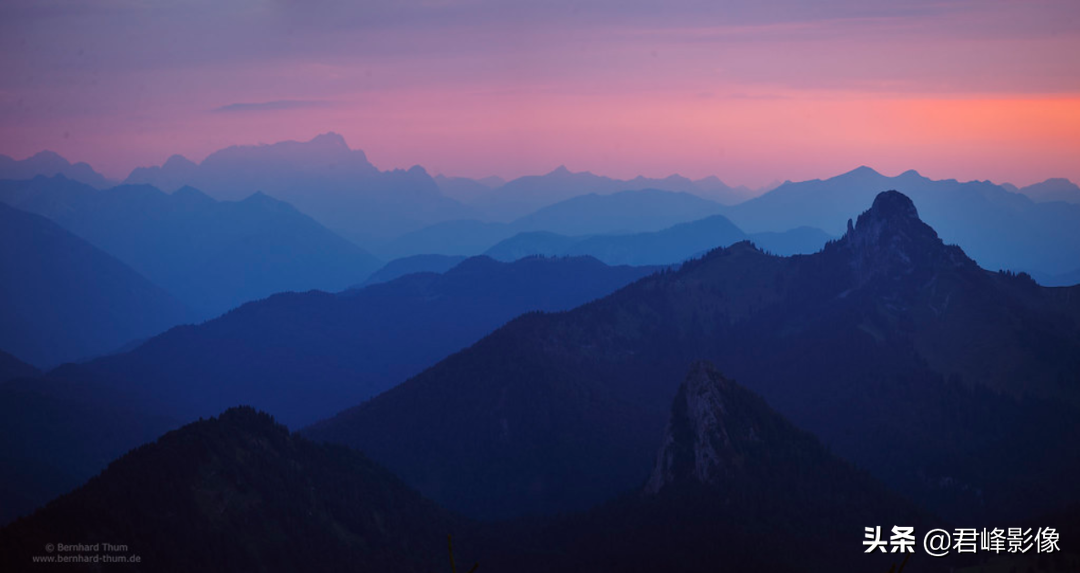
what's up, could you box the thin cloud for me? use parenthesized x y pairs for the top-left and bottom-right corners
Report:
(212, 100), (332, 113)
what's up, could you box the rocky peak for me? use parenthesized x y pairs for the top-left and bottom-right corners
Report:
(838, 190), (971, 284)
(645, 361), (761, 494)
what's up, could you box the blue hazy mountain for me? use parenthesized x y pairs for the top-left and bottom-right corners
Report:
(1033, 267), (1080, 287)
(0, 151), (114, 188)
(484, 217), (834, 265)
(376, 219), (513, 259)
(0, 202), (193, 368)
(306, 191), (1080, 523)
(0, 175), (381, 318)
(76, 256), (657, 428)
(380, 189), (730, 259)
(125, 133), (477, 241)
(1018, 177), (1080, 204)
(484, 231), (591, 262)
(723, 166), (1080, 277)
(433, 173), (503, 203)
(512, 188), (727, 235)
(747, 226), (837, 255)
(359, 254), (468, 287)
(470, 165), (754, 221)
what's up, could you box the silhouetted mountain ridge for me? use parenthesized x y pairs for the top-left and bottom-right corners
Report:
(124, 133), (475, 241)
(0, 175), (380, 317)
(75, 255), (657, 428)
(0, 407), (468, 573)
(0, 202), (193, 367)
(307, 190), (1080, 523)
(0, 151), (113, 188)
(725, 166), (1080, 277)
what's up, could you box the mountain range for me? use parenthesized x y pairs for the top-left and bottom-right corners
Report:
(1013, 178), (1080, 204)
(0, 202), (193, 367)
(0, 369), (952, 572)
(0, 151), (113, 189)
(73, 255), (657, 428)
(433, 173), (504, 203)
(466, 165), (758, 221)
(484, 217), (834, 265)
(376, 188), (731, 259)
(359, 254), (468, 287)
(124, 133), (476, 241)
(306, 191), (1080, 524)
(10, 144), (1077, 286)
(0, 175), (381, 318)
(724, 166), (1080, 278)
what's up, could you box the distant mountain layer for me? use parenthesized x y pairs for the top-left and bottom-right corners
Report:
(0, 151), (113, 188)
(77, 255), (657, 428)
(307, 191), (1080, 523)
(378, 189), (731, 259)
(0, 408), (466, 573)
(433, 174), (502, 203)
(485, 217), (834, 265)
(0, 202), (192, 368)
(468, 165), (757, 221)
(724, 167), (1080, 276)
(0, 176), (380, 318)
(1019, 178), (1080, 204)
(1032, 267), (1080, 288)
(124, 133), (476, 240)
(359, 254), (467, 287)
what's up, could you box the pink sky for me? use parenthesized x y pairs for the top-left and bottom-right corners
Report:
(2, 0), (1079, 187)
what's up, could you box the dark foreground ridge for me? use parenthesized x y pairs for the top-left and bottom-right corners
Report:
(1, 376), (945, 572)
(0, 407), (471, 573)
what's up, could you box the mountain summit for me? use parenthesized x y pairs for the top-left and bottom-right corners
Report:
(837, 189), (973, 284)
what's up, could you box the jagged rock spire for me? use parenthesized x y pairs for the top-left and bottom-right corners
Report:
(645, 361), (759, 494)
(837, 190), (973, 285)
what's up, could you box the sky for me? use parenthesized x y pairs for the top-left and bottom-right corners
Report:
(1, 0), (1079, 187)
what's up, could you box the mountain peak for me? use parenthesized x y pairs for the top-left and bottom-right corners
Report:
(162, 154), (197, 169)
(645, 361), (758, 494)
(867, 189), (919, 221)
(842, 165), (881, 178)
(548, 165), (572, 176)
(171, 185), (215, 205)
(29, 150), (68, 164)
(838, 191), (973, 283)
(308, 132), (349, 149)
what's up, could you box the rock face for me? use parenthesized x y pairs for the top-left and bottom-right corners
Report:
(645, 361), (750, 493)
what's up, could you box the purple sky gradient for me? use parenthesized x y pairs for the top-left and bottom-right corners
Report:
(2, 0), (1079, 186)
